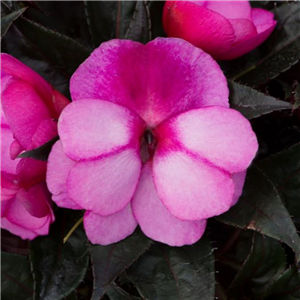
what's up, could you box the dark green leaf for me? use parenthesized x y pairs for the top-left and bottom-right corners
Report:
(65, 291), (78, 300)
(224, 2), (300, 86)
(14, 16), (90, 76)
(265, 266), (300, 300)
(229, 80), (292, 119)
(128, 236), (215, 300)
(85, 1), (150, 47)
(257, 143), (300, 224)
(85, 1), (133, 45)
(1, 7), (27, 37)
(3, 23), (70, 96)
(23, 1), (92, 49)
(216, 165), (300, 262)
(18, 137), (59, 161)
(90, 229), (152, 300)
(106, 282), (141, 300)
(1, 252), (33, 300)
(228, 234), (286, 299)
(148, 1), (166, 39)
(125, 1), (151, 43)
(30, 210), (89, 300)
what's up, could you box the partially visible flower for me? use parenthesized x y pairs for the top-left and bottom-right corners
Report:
(1, 54), (69, 239)
(163, 0), (276, 60)
(47, 38), (258, 246)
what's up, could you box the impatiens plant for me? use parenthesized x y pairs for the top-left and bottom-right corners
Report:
(1, 54), (69, 239)
(47, 38), (258, 246)
(1, 1), (300, 300)
(163, 0), (277, 60)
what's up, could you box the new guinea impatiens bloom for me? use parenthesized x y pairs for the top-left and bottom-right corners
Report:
(163, 0), (277, 60)
(1, 54), (69, 239)
(46, 38), (258, 246)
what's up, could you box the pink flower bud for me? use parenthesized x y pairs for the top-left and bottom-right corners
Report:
(163, 1), (277, 60)
(1, 54), (69, 240)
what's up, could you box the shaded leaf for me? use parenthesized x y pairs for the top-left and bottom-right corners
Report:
(18, 137), (59, 161)
(1, 252), (33, 300)
(30, 210), (89, 300)
(90, 229), (152, 300)
(85, 1), (133, 46)
(106, 282), (141, 300)
(216, 165), (300, 262)
(257, 143), (300, 224)
(128, 236), (215, 300)
(65, 291), (78, 300)
(223, 2), (300, 86)
(3, 23), (70, 96)
(1, 6), (27, 37)
(229, 80), (292, 119)
(148, 1), (166, 39)
(23, 1), (92, 49)
(228, 234), (286, 299)
(265, 266), (300, 300)
(125, 1), (151, 43)
(14, 16), (90, 76)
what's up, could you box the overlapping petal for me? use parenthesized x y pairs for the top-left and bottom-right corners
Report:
(46, 140), (81, 209)
(1, 79), (53, 149)
(67, 148), (142, 216)
(2, 190), (53, 240)
(132, 163), (207, 246)
(155, 106), (258, 173)
(153, 149), (235, 221)
(71, 38), (229, 126)
(84, 204), (137, 245)
(163, 1), (276, 60)
(1, 123), (18, 175)
(163, 2), (236, 60)
(204, 0), (252, 20)
(58, 99), (145, 161)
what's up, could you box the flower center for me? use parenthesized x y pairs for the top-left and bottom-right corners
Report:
(140, 129), (157, 162)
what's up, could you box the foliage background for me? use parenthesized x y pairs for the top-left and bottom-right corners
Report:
(1, 1), (300, 299)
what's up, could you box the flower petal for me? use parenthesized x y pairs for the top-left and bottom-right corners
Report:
(1, 79), (53, 149)
(17, 182), (52, 218)
(71, 38), (229, 126)
(1, 124), (18, 175)
(46, 141), (81, 210)
(163, 2), (236, 61)
(155, 107), (258, 173)
(1, 53), (52, 104)
(58, 99), (145, 161)
(16, 158), (47, 190)
(204, 0), (252, 20)
(84, 204), (137, 245)
(220, 9), (276, 60)
(251, 8), (277, 34)
(132, 162), (207, 246)
(2, 190), (53, 240)
(229, 19), (257, 44)
(153, 149), (234, 221)
(67, 148), (142, 216)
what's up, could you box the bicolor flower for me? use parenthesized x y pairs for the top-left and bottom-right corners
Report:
(1, 54), (69, 239)
(163, 0), (277, 60)
(46, 38), (258, 246)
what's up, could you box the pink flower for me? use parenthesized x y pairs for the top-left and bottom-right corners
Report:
(1, 54), (69, 240)
(46, 38), (258, 246)
(163, 1), (277, 60)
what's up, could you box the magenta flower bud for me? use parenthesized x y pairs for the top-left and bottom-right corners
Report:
(163, 1), (277, 60)
(1, 54), (69, 240)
